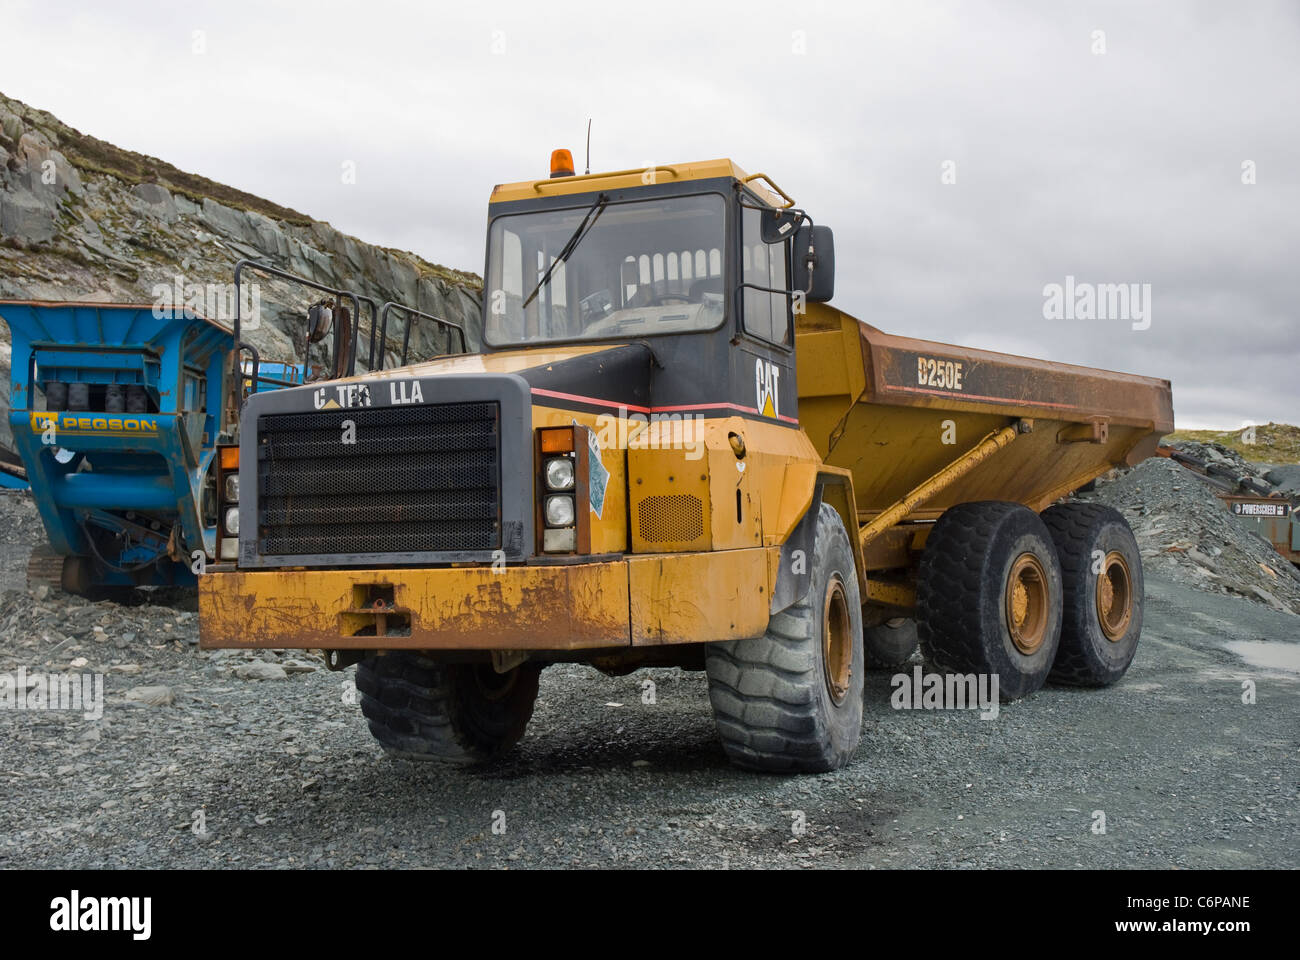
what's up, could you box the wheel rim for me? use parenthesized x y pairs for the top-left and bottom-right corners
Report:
(1006, 553), (1050, 655)
(822, 576), (852, 706)
(1096, 550), (1134, 641)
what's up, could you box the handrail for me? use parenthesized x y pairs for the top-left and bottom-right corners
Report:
(354, 294), (381, 372)
(532, 165), (680, 192)
(377, 301), (469, 368)
(741, 172), (796, 209)
(232, 259), (363, 392)
(238, 356), (303, 389)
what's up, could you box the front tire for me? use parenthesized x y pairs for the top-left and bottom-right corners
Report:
(357, 653), (541, 764)
(705, 503), (864, 773)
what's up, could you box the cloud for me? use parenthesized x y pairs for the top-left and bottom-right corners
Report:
(4, 0), (1295, 426)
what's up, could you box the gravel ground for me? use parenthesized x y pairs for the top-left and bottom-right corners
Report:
(1, 488), (1296, 869)
(0, 490), (45, 596)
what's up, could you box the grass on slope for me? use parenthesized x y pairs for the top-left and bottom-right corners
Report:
(1167, 422), (1300, 465)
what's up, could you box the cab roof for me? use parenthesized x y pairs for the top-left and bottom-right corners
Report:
(488, 158), (789, 208)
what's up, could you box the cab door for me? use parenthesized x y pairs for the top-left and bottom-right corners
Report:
(732, 199), (797, 425)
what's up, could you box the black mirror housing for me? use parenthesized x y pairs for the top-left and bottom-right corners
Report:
(792, 225), (835, 303)
(760, 208), (802, 244)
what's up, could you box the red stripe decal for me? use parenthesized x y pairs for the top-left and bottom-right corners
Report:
(529, 388), (798, 424)
(888, 384), (1077, 411)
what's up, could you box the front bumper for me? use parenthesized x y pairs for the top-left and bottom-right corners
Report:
(198, 548), (775, 651)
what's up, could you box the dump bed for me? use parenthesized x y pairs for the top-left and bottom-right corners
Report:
(796, 305), (1175, 523)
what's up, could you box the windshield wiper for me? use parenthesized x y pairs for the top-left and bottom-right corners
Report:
(521, 193), (608, 310)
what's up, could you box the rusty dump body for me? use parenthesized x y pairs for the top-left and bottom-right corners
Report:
(798, 304), (1174, 525)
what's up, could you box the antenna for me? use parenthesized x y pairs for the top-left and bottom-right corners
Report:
(585, 119), (592, 175)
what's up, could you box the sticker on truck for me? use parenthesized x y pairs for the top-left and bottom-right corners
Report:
(588, 429), (609, 519)
(917, 355), (965, 391)
(388, 379), (425, 405)
(755, 358), (781, 419)
(313, 383), (373, 409)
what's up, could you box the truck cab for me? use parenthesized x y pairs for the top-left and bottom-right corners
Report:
(481, 159), (814, 427)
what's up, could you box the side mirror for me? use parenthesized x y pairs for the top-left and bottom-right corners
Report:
(760, 208), (802, 244)
(791, 225), (835, 303)
(307, 300), (334, 342)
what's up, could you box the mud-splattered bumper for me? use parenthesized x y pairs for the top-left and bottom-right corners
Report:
(198, 549), (775, 650)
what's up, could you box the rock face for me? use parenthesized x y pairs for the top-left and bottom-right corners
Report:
(1264, 465), (1300, 498)
(0, 90), (482, 451)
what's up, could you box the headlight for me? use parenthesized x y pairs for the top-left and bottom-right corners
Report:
(224, 506), (240, 536)
(224, 474), (240, 503)
(544, 494), (575, 528)
(545, 457), (575, 491)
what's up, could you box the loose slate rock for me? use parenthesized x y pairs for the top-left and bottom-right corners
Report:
(124, 685), (174, 707)
(234, 661), (288, 681)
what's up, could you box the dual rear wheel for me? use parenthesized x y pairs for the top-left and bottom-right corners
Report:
(916, 500), (1142, 699)
(1041, 502), (1144, 687)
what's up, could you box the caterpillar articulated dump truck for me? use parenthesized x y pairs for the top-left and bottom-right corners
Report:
(198, 153), (1174, 773)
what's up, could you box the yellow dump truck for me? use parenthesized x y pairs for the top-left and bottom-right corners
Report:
(199, 154), (1175, 773)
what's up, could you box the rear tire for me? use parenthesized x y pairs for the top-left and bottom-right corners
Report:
(356, 653), (540, 764)
(917, 501), (1063, 700)
(863, 617), (919, 668)
(705, 503), (864, 773)
(1041, 502), (1143, 686)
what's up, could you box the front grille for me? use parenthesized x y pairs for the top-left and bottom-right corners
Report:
(256, 401), (501, 556)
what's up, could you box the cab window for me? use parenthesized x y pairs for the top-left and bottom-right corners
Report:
(486, 193), (726, 346)
(741, 204), (791, 345)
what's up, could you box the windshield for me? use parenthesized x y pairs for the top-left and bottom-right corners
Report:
(485, 193), (727, 346)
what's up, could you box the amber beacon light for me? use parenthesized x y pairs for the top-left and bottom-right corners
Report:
(549, 148), (575, 178)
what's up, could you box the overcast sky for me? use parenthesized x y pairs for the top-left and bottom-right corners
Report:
(4, 0), (1296, 428)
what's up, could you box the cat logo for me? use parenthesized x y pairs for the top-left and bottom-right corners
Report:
(314, 383), (372, 409)
(755, 358), (781, 419)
